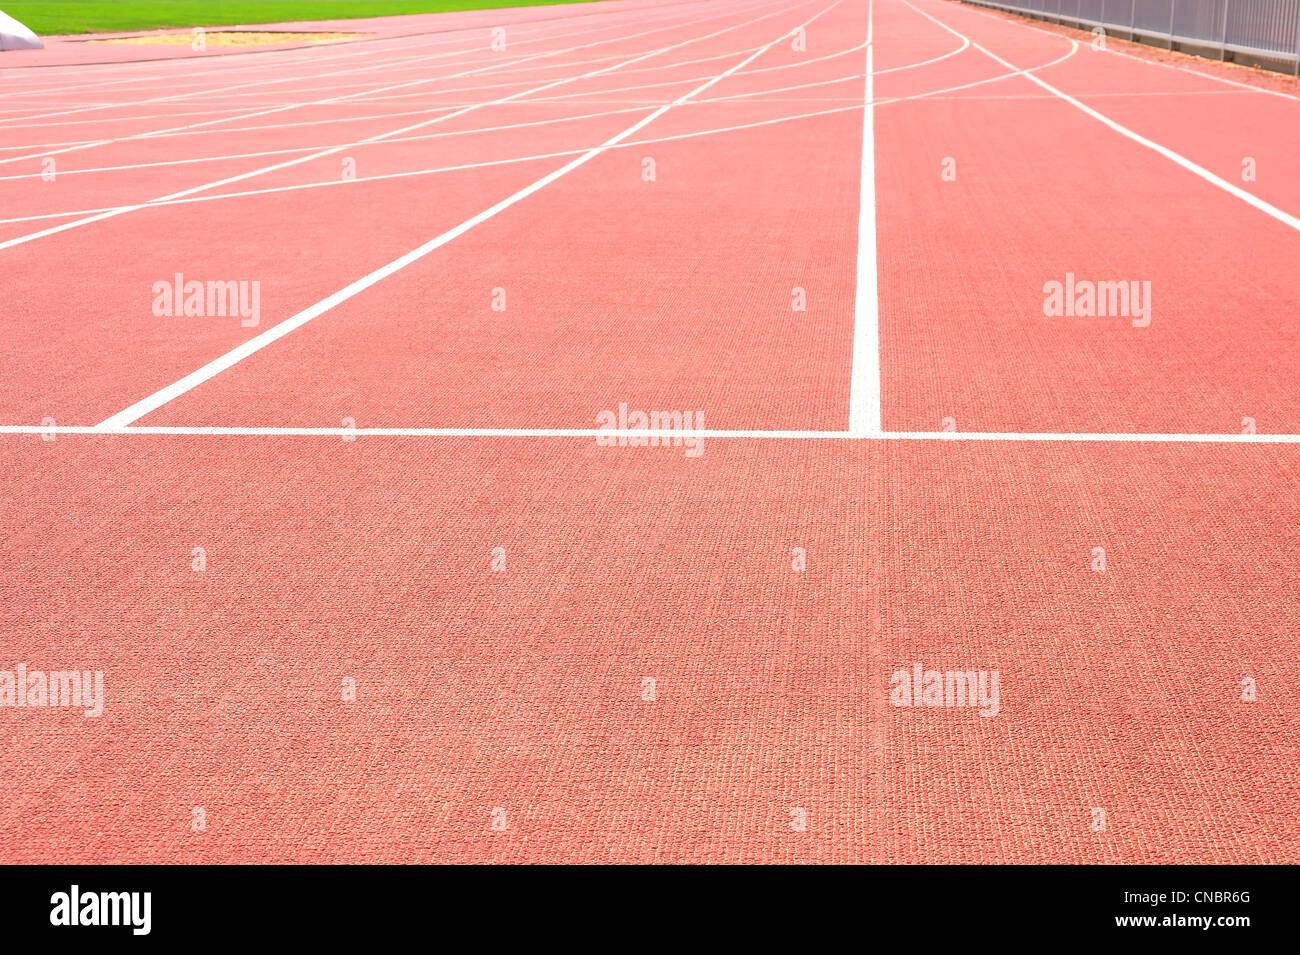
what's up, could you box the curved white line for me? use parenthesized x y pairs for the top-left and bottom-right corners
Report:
(0, 44), (1092, 225)
(0, 0), (772, 157)
(873, 33), (968, 74)
(0, 0), (814, 246)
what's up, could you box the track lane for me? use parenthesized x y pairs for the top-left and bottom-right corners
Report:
(875, 0), (1300, 435)
(1, 0), (1298, 870)
(115, 2), (865, 431)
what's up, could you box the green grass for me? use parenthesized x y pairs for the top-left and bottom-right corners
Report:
(5, 1), (604, 36)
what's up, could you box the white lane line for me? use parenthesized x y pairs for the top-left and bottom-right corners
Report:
(0, 53), (795, 148)
(0, 31), (879, 151)
(0, 41), (1090, 230)
(0, 105), (868, 228)
(97, 1), (843, 430)
(0, 41), (494, 127)
(872, 35), (1078, 103)
(0, 4), (642, 101)
(0, 49), (496, 164)
(0, 44), (887, 186)
(703, 71), (864, 103)
(848, 0), (880, 437)
(0, 0), (799, 253)
(905, 0), (1300, 233)
(0, 0), (714, 87)
(4, 0), (746, 123)
(2, 425), (1298, 443)
(0, 48), (723, 142)
(2, 44), (862, 185)
(0, 34), (769, 142)
(0, 102), (653, 186)
(0, 40), (456, 102)
(2, 52), (1091, 229)
(0, 0), (761, 163)
(874, 30), (968, 73)
(0, 14), (540, 94)
(0, 0), (715, 89)
(879, 431), (1300, 442)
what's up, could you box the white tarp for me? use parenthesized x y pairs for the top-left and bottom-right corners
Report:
(0, 9), (42, 50)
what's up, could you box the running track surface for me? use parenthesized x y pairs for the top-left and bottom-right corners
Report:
(2, 0), (1297, 864)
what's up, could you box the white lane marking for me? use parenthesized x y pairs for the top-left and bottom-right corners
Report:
(0, 2), (675, 100)
(0, 0), (721, 88)
(0, 102), (658, 185)
(0, 142), (354, 182)
(0, 134), (644, 224)
(351, 31), (879, 107)
(0, 38), (498, 127)
(0, 0), (802, 253)
(0, 8), (582, 88)
(0, 41), (890, 186)
(0, 29), (886, 151)
(0, 0), (763, 163)
(0, 107), (859, 227)
(97, 1), (844, 430)
(0, 27), (488, 101)
(361, 32), (1064, 110)
(0, 0), (730, 85)
(0, 47), (1090, 229)
(848, 0), (880, 437)
(904, 0), (1300, 233)
(0, 47), (509, 163)
(0, 36), (771, 141)
(704, 71), (864, 103)
(2, 49), (882, 186)
(3, 0), (750, 121)
(874, 31), (968, 73)
(896, 88), (1254, 99)
(2, 425), (1297, 443)
(0, 48), (732, 143)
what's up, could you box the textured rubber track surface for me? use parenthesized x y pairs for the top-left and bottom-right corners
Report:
(1, 0), (1297, 864)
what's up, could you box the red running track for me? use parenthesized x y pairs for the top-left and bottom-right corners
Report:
(0, 0), (1297, 863)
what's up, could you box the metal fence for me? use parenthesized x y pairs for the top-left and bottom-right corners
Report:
(958, 0), (1300, 73)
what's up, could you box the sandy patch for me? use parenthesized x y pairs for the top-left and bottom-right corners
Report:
(93, 31), (362, 47)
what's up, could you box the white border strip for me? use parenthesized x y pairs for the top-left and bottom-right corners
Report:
(2, 425), (1297, 442)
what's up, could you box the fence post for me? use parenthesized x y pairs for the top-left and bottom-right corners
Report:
(1219, 0), (1230, 60)
(1168, 0), (1177, 50)
(1129, 0), (1136, 38)
(1294, 1), (1300, 75)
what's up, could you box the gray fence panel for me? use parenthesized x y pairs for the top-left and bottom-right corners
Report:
(1226, 0), (1300, 52)
(1102, 0), (1132, 24)
(1133, 0), (1175, 32)
(1171, 0), (1226, 41)
(1078, 0), (1106, 22)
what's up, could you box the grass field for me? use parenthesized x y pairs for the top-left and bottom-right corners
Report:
(6, 1), (601, 35)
